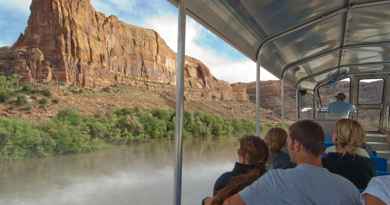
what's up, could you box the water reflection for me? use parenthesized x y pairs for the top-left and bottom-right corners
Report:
(0, 138), (238, 205)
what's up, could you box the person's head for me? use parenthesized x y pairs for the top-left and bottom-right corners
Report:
(335, 93), (346, 101)
(237, 135), (269, 165)
(333, 119), (365, 155)
(287, 120), (324, 164)
(264, 128), (288, 154)
(212, 136), (268, 205)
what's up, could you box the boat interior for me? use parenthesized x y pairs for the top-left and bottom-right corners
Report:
(168, 1), (390, 203)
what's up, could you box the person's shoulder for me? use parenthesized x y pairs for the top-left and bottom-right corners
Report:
(363, 176), (390, 203)
(272, 152), (295, 169)
(327, 170), (360, 189)
(355, 148), (370, 158)
(213, 171), (233, 194)
(215, 171), (233, 186)
(320, 171), (360, 198)
(265, 165), (298, 179)
(325, 146), (336, 153)
(273, 151), (290, 161)
(350, 154), (375, 169)
(368, 175), (390, 187)
(328, 101), (338, 106)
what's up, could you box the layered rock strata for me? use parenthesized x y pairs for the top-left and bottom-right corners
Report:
(0, 0), (247, 101)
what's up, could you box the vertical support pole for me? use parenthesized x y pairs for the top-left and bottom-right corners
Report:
(281, 75), (285, 122)
(386, 105), (389, 129)
(174, 1), (186, 205)
(296, 87), (300, 120)
(350, 76), (359, 120)
(312, 88), (317, 119)
(256, 57), (261, 137)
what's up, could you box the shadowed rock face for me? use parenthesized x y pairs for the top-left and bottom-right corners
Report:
(234, 81), (297, 119)
(0, 0), (247, 101)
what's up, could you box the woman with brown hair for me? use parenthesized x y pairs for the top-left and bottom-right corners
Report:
(264, 128), (295, 169)
(203, 135), (269, 205)
(322, 119), (375, 190)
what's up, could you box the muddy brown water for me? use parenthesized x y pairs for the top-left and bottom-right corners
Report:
(0, 138), (238, 205)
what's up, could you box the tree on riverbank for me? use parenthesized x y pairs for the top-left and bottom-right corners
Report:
(0, 108), (286, 160)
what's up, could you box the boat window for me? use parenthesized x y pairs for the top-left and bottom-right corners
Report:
(358, 79), (383, 105)
(301, 92), (314, 119)
(358, 109), (381, 131)
(319, 79), (351, 106)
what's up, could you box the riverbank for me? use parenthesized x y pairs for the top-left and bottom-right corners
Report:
(0, 108), (286, 160)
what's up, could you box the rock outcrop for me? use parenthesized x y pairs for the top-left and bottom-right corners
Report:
(238, 81), (297, 119)
(0, 0), (247, 101)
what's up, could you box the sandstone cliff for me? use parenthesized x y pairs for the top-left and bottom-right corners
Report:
(236, 81), (297, 119)
(0, 0), (247, 101)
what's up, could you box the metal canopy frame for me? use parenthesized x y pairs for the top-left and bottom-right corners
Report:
(170, 1), (390, 204)
(259, 0), (390, 77)
(174, 1), (186, 205)
(266, 0), (390, 120)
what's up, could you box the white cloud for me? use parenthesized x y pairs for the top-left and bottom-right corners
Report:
(144, 15), (278, 82)
(0, 0), (31, 13)
(1, 0), (277, 83)
(92, 0), (136, 15)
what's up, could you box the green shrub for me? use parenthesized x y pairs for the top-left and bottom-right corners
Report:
(39, 89), (52, 97)
(0, 74), (19, 103)
(38, 98), (49, 108)
(0, 91), (9, 103)
(0, 118), (55, 160)
(21, 84), (34, 93)
(55, 109), (82, 125)
(14, 95), (28, 106)
(0, 107), (268, 160)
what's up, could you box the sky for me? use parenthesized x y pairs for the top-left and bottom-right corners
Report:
(0, 0), (278, 82)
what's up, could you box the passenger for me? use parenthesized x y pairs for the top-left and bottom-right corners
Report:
(209, 120), (361, 205)
(264, 128), (295, 169)
(325, 119), (371, 158)
(205, 136), (268, 205)
(362, 176), (390, 205)
(326, 144), (372, 158)
(327, 92), (354, 116)
(322, 119), (375, 190)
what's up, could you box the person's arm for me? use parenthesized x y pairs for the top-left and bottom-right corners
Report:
(364, 194), (386, 205)
(204, 194), (246, 205)
(223, 194), (246, 205)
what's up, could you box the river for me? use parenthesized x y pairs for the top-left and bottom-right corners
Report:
(0, 138), (238, 205)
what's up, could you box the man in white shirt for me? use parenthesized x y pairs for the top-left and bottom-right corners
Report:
(362, 176), (390, 205)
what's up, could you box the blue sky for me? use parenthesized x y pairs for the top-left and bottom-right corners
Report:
(0, 0), (277, 82)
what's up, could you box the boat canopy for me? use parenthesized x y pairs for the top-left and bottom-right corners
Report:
(169, 0), (390, 90)
(168, 2), (390, 205)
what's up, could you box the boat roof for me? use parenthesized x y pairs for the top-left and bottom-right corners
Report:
(169, 0), (390, 90)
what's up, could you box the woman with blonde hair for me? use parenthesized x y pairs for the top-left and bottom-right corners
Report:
(325, 118), (370, 157)
(323, 119), (375, 190)
(264, 127), (295, 169)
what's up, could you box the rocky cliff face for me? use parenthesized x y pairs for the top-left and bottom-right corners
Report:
(238, 81), (297, 119)
(0, 0), (246, 101)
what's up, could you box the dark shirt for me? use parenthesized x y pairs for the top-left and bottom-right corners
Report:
(270, 151), (295, 169)
(213, 162), (255, 195)
(322, 152), (375, 190)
